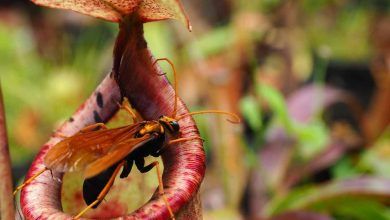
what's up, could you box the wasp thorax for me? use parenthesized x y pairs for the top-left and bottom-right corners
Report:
(158, 115), (180, 135)
(135, 122), (164, 138)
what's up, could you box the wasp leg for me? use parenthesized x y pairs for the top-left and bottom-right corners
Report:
(52, 123), (107, 139)
(52, 123), (107, 140)
(79, 123), (107, 133)
(135, 158), (154, 173)
(151, 136), (203, 156)
(168, 136), (204, 145)
(83, 164), (117, 208)
(135, 159), (175, 220)
(74, 161), (125, 219)
(120, 159), (134, 178)
(13, 167), (49, 195)
(52, 132), (69, 139)
(118, 97), (139, 123)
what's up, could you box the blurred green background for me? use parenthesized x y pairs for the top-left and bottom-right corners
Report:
(1, 0), (389, 219)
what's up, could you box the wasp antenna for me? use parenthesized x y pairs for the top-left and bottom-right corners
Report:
(13, 167), (49, 195)
(176, 110), (241, 124)
(153, 58), (178, 118)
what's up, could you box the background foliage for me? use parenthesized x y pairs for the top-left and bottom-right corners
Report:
(0, 0), (389, 219)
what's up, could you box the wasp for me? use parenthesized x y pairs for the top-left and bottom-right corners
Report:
(14, 58), (240, 219)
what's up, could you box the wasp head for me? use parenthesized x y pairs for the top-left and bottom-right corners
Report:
(158, 115), (180, 135)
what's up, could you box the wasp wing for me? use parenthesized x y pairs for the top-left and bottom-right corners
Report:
(83, 134), (154, 178)
(44, 122), (148, 173)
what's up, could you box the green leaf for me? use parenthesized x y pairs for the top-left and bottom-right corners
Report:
(312, 197), (390, 220)
(332, 157), (360, 180)
(294, 120), (329, 160)
(267, 177), (390, 217)
(256, 84), (294, 134)
(190, 27), (234, 56)
(240, 96), (262, 131)
(358, 129), (390, 177)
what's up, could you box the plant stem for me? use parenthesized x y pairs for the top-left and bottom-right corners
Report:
(0, 80), (15, 220)
(114, 15), (205, 219)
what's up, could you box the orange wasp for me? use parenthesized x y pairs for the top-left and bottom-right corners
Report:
(14, 58), (240, 219)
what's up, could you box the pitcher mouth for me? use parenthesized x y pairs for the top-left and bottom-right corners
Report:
(20, 39), (205, 220)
